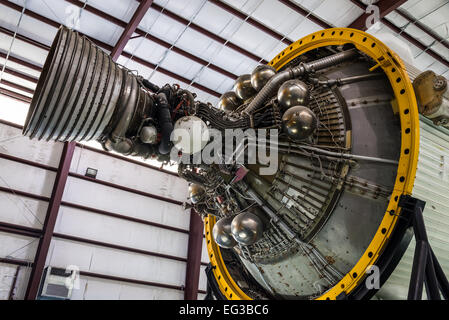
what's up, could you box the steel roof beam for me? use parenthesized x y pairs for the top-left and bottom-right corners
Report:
(0, 51), (43, 72)
(0, 79), (34, 95)
(208, 0), (292, 45)
(134, 0), (267, 63)
(0, 256), (206, 294)
(24, 141), (76, 300)
(65, 0), (237, 79)
(277, 0), (333, 29)
(349, 0), (407, 30)
(0, 0), (222, 97)
(0, 26), (49, 51)
(110, 0), (153, 61)
(184, 209), (204, 300)
(0, 64), (39, 83)
(395, 8), (449, 51)
(0, 221), (42, 238)
(348, 0), (449, 68)
(0, 86), (32, 104)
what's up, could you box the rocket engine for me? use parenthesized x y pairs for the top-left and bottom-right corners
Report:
(23, 26), (449, 300)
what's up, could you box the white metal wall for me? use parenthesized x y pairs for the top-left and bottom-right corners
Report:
(0, 121), (209, 300)
(378, 117), (449, 299)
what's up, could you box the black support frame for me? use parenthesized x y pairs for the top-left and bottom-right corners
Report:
(404, 196), (449, 300)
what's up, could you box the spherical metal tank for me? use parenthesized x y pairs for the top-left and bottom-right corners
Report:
(231, 211), (264, 246)
(277, 79), (309, 109)
(282, 105), (317, 140)
(218, 91), (242, 112)
(213, 216), (237, 248)
(251, 65), (276, 91)
(189, 184), (205, 204)
(233, 74), (257, 101)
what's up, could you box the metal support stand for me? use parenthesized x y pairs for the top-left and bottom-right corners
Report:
(204, 264), (226, 300)
(399, 195), (449, 300)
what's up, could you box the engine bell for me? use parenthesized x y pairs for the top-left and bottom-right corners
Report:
(231, 211), (264, 246)
(251, 65), (276, 91)
(282, 105), (318, 141)
(189, 184), (205, 204)
(213, 216), (237, 248)
(218, 91), (242, 112)
(233, 74), (257, 101)
(277, 79), (309, 109)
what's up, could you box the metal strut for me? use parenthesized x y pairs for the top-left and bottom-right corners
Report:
(399, 195), (449, 300)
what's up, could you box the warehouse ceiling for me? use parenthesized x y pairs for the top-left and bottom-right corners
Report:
(0, 0), (448, 125)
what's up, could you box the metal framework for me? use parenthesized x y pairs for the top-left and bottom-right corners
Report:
(349, 0), (449, 68)
(395, 8), (449, 52)
(0, 182), (190, 236)
(0, 150), (188, 234)
(24, 141), (76, 300)
(184, 209), (204, 300)
(348, 0), (407, 30)
(134, 0), (267, 63)
(0, 0), (222, 98)
(110, 0), (154, 61)
(0, 119), (208, 298)
(399, 196), (449, 300)
(0, 28), (221, 98)
(208, 0), (292, 45)
(278, 0), (333, 29)
(0, 87), (31, 104)
(65, 0), (238, 80)
(0, 51), (43, 71)
(0, 256), (207, 294)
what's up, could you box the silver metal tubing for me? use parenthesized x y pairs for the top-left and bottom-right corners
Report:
(304, 48), (358, 72)
(243, 49), (358, 115)
(245, 185), (343, 283)
(296, 144), (399, 165)
(314, 73), (385, 86)
(253, 139), (399, 165)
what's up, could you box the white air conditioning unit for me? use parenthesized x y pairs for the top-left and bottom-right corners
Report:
(39, 267), (77, 300)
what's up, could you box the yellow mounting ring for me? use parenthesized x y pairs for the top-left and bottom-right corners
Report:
(204, 27), (420, 300)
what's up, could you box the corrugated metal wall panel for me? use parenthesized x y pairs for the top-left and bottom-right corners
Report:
(379, 117), (449, 299)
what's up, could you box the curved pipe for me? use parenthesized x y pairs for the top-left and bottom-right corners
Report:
(156, 93), (174, 155)
(243, 49), (358, 115)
